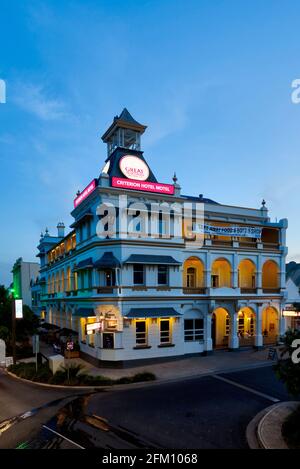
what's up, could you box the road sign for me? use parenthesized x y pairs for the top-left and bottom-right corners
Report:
(5, 357), (13, 367)
(32, 335), (40, 354)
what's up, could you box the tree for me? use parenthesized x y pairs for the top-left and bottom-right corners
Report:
(274, 328), (300, 397)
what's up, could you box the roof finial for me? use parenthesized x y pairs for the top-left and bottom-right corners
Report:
(45, 227), (49, 235)
(172, 172), (178, 184)
(76, 190), (80, 197)
(262, 199), (266, 207)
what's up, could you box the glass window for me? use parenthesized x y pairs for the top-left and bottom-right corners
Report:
(105, 270), (116, 286)
(158, 265), (168, 285)
(184, 318), (204, 342)
(211, 275), (219, 288)
(160, 319), (171, 344)
(136, 320), (147, 346)
(133, 264), (144, 285)
(86, 221), (91, 239)
(187, 267), (196, 288)
(87, 270), (93, 288)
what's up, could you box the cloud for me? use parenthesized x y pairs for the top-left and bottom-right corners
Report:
(13, 82), (67, 121)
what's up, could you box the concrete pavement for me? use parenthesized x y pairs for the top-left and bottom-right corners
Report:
(37, 343), (276, 381)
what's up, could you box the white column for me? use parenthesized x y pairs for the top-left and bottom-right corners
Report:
(279, 305), (286, 338)
(229, 311), (239, 349)
(280, 256), (287, 290)
(257, 255), (262, 291)
(255, 305), (263, 348)
(205, 252), (211, 288)
(204, 314), (213, 353)
(232, 253), (238, 288)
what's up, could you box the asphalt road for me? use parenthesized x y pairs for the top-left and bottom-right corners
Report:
(85, 365), (292, 449)
(0, 364), (294, 449)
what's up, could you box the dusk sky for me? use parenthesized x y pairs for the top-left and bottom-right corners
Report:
(1, 0), (300, 286)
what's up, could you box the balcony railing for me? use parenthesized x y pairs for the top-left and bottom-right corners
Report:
(240, 288), (257, 294)
(262, 288), (281, 294)
(97, 286), (115, 294)
(183, 287), (206, 294)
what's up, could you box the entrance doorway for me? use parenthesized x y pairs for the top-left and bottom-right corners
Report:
(211, 308), (230, 349)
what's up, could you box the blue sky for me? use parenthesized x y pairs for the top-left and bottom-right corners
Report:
(1, 0), (300, 286)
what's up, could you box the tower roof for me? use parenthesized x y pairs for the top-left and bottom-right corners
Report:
(102, 108), (147, 141)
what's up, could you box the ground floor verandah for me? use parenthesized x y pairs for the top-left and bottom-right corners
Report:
(43, 299), (286, 366)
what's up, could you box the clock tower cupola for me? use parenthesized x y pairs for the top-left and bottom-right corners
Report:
(101, 108), (157, 182)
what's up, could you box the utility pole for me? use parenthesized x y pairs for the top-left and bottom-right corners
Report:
(11, 293), (16, 365)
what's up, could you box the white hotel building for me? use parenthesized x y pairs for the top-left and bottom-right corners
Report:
(35, 109), (288, 366)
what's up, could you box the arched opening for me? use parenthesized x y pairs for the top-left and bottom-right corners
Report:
(183, 257), (205, 293)
(211, 308), (230, 349)
(238, 307), (256, 346)
(262, 260), (280, 292)
(262, 307), (279, 344)
(211, 258), (232, 288)
(238, 259), (256, 292)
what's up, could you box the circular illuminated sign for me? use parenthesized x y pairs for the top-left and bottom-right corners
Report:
(119, 155), (149, 181)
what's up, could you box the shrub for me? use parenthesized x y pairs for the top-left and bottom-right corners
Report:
(79, 374), (114, 386)
(8, 362), (156, 386)
(282, 405), (300, 449)
(132, 372), (156, 382)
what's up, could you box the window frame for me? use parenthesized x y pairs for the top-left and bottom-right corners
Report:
(133, 264), (145, 285)
(135, 320), (147, 346)
(157, 265), (168, 285)
(184, 318), (204, 342)
(160, 319), (171, 344)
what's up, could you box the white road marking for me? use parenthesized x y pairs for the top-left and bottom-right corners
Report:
(212, 375), (280, 403)
(42, 425), (85, 449)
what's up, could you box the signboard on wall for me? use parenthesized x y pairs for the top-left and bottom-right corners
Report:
(112, 177), (175, 195)
(193, 223), (262, 239)
(15, 299), (23, 319)
(86, 322), (102, 334)
(74, 179), (97, 208)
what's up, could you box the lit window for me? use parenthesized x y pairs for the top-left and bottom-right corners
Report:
(136, 320), (147, 346)
(160, 319), (171, 344)
(184, 319), (204, 342)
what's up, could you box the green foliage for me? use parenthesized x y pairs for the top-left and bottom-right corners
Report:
(8, 362), (156, 386)
(116, 371), (156, 385)
(274, 328), (300, 397)
(8, 362), (52, 382)
(0, 326), (9, 341)
(282, 405), (300, 448)
(0, 285), (40, 346)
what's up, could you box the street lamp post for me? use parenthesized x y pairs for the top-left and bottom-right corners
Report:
(12, 296), (16, 365)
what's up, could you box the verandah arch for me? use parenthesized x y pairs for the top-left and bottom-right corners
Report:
(211, 258), (232, 288)
(262, 306), (279, 345)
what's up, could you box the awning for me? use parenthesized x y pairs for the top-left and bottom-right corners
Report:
(94, 252), (121, 269)
(70, 211), (94, 228)
(125, 308), (181, 319)
(73, 257), (94, 271)
(73, 307), (95, 318)
(124, 254), (181, 265)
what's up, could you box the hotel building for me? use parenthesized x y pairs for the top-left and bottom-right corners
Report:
(35, 109), (288, 366)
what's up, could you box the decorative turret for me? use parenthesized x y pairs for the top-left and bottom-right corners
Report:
(100, 108), (157, 183)
(102, 108), (147, 157)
